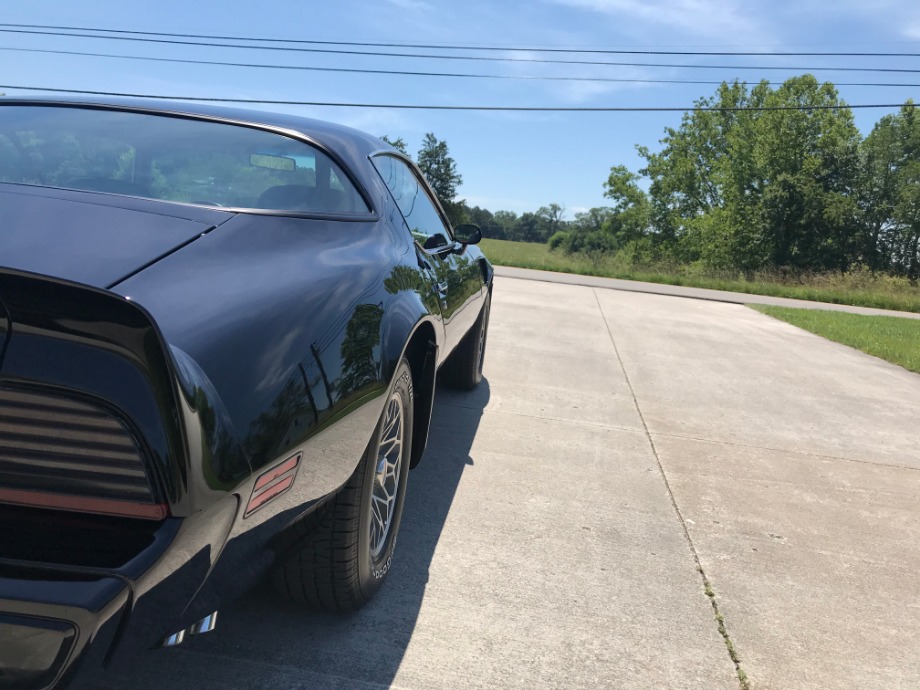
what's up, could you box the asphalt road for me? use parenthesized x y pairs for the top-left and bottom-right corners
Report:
(105, 276), (920, 689)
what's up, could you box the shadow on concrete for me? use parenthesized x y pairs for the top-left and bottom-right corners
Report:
(107, 379), (489, 689)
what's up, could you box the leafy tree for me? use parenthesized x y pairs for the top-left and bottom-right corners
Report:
(750, 76), (862, 271)
(416, 133), (466, 226)
(492, 210), (519, 239)
(380, 135), (409, 156)
(536, 203), (566, 239)
(549, 168), (652, 260)
(860, 102), (920, 276)
(417, 133), (462, 204)
(639, 75), (862, 272)
(569, 207), (617, 234)
(603, 166), (650, 245)
(638, 79), (761, 266)
(468, 205), (509, 239)
(506, 212), (544, 243)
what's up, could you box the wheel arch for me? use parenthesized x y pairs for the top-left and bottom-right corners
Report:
(381, 309), (438, 470)
(397, 320), (438, 470)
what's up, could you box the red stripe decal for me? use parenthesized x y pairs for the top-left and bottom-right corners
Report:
(245, 475), (295, 515)
(0, 488), (169, 520)
(254, 454), (301, 491)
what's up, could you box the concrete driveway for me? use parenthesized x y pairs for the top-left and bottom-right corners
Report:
(106, 276), (920, 689)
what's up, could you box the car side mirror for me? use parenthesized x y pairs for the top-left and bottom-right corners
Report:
(453, 224), (482, 245)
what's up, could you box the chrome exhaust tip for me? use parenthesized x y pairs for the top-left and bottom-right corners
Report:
(159, 611), (218, 648)
(160, 630), (186, 648)
(189, 611), (218, 635)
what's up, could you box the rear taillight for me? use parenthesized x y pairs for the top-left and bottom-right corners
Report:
(0, 387), (168, 520)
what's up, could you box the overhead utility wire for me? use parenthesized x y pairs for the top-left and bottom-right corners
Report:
(3, 85), (916, 111)
(2, 28), (920, 73)
(2, 23), (919, 57)
(6, 47), (917, 88)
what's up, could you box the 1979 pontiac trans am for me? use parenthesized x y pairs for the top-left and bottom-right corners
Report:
(0, 98), (492, 689)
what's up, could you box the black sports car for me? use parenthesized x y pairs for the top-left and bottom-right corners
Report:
(0, 98), (492, 689)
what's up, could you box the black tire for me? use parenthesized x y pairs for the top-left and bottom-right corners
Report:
(272, 359), (414, 612)
(441, 292), (491, 391)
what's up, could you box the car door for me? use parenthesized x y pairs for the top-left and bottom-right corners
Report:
(370, 154), (483, 358)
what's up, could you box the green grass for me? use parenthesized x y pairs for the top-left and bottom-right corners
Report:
(750, 305), (920, 374)
(480, 238), (920, 314)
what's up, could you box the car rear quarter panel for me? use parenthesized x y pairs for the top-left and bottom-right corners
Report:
(114, 211), (442, 517)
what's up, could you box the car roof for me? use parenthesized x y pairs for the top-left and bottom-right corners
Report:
(0, 96), (397, 188)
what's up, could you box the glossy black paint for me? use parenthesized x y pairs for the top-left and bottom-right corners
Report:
(0, 185), (229, 289)
(0, 98), (492, 689)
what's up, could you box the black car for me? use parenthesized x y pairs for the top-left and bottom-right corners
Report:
(0, 99), (492, 689)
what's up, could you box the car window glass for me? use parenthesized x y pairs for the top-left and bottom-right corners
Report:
(371, 155), (451, 250)
(0, 105), (369, 214)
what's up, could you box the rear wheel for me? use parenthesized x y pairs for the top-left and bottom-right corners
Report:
(441, 292), (490, 391)
(273, 359), (414, 612)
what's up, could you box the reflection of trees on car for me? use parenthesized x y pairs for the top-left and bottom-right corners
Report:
(0, 130), (134, 186)
(339, 304), (384, 397)
(245, 377), (311, 466)
(149, 152), (316, 206)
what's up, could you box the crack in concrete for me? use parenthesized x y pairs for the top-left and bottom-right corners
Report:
(652, 430), (920, 474)
(592, 288), (750, 690)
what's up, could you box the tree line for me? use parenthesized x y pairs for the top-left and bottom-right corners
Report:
(388, 75), (919, 278)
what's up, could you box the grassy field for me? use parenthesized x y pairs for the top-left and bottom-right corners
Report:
(750, 305), (920, 374)
(480, 238), (920, 314)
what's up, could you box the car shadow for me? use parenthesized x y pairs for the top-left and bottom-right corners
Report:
(106, 378), (489, 689)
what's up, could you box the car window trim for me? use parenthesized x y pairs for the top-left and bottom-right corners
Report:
(368, 150), (457, 254)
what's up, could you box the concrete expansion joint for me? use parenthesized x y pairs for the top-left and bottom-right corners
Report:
(657, 430), (920, 474)
(592, 289), (751, 690)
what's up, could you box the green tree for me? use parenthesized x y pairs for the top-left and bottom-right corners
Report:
(860, 102), (920, 276)
(639, 75), (862, 272)
(569, 207), (616, 234)
(603, 166), (650, 245)
(506, 212), (544, 243)
(639, 79), (760, 266)
(535, 203), (567, 241)
(380, 135), (409, 156)
(492, 210), (519, 239)
(417, 133), (462, 204)
(469, 205), (510, 239)
(750, 76), (862, 271)
(416, 133), (466, 226)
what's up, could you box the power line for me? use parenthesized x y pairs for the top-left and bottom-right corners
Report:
(2, 85), (916, 112)
(6, 46), (918, 88)
(2, 22), (919, 58)
(3, 28), (920, 73)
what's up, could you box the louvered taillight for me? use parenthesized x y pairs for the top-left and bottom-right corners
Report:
(0, 387), (168, 519)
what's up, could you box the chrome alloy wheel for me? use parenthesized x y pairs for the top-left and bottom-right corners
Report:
(370, 392), (404, 558)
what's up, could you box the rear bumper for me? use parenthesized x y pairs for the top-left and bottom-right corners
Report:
(0, 495), (240, 690)
(0, 567), (128, 690)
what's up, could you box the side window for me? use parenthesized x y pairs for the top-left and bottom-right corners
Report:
(371, 155), (451, 250)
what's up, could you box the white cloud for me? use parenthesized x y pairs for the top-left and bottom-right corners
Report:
(905, 21), (920, 40)
(551, 76), (658, 104)
(331, 109), (414, 136)
(385, 0), (433, 10)
(547, 0), (767, 43)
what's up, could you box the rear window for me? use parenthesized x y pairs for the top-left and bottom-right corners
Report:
(0, 105), (369, 214)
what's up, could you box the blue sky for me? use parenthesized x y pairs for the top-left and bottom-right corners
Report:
(2, 0), (919, 216)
